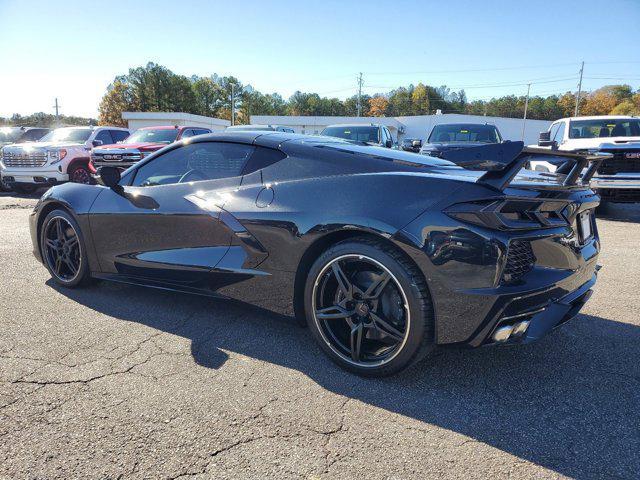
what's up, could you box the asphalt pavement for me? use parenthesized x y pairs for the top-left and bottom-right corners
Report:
(0, 192), (638, 479)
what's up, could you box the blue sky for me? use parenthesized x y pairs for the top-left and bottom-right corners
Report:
(1, 0), (639, 118)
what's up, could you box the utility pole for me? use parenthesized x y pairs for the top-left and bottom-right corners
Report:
(575, 61), (584, 116)
(230, 83), (235, 126)
(521, 83), (531, 141)
(356, 72), (363, 117)
(53, 98), (60, 126)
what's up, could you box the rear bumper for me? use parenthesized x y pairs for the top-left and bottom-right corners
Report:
(485, 272), (596, 346)
(397, 192), (600, 347)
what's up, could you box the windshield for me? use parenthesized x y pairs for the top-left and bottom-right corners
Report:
(428, 124), (500, 143)
(321, 126), (380, 143)
(40, 128), (92, 143)
(0, 128), (21, 143)
(568, 119), (640, 139)
(125, 128), (179, 144)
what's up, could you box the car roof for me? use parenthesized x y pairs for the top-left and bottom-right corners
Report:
(323, 123), (382, 128)
(561, 115), (638, 122)
(431, 123), (497, 128)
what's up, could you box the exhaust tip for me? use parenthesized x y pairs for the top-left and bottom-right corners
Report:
(493, 325), (514, 342)
(492, 320), (531, 343)
(512, 320), (530, 337)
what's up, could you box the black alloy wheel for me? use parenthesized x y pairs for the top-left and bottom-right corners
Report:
(305, 238), (434, 376)
(41, 210), (91, 287)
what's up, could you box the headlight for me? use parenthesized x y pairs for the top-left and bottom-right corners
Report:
(48, 149), (67, 164)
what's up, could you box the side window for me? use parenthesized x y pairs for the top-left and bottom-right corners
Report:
(242, 146), (287, 175)
(554, 122), (566, 143)
(181, 129), (195, 139)
(132, 142), (255, 187)
(548, 123), (559, 141)
(385, 127), (392, 143)
(111, 130), (129, 143)
(193, 129), (211, 136)
(95, 130), (114, 145)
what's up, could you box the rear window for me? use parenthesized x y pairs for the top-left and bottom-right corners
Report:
(321, 126), (380, 143)
(428, 124), (500, 143)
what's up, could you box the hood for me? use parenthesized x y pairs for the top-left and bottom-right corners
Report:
(421, 142), (490, 154)
(423, 141), (490, 150)
(96, 142), (165, 152)
(3, 141), (85, 151)
(566, 137), (640, 150)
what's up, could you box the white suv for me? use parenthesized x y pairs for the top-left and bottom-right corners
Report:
(529, 116), (640, 203)
(0, 126), (129, 193)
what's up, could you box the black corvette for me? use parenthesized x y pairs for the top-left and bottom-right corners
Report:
(30, 132), (605, 376)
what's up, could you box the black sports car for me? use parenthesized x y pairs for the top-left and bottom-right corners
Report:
(30, 132), (605, 376)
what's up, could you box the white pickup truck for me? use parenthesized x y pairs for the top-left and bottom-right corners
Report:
(0, 126), (129, 193)
(529, 115), (640, 203)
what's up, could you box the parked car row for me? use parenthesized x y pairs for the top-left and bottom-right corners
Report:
(2, 115), (639, 204)
(328, 116), (640, 206)
(0, 124), (212, 193)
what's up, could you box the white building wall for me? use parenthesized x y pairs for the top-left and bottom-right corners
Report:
(122, 112), (230, 132)
(251, 114), (552, 145)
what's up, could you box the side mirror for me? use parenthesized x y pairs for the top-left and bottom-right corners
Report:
(92, 139), (103, 147)
(412, 139), (422, 149)
(97, 166), (121, 189)
(385, 139), (393, 148)
(538, 131), (557, 148)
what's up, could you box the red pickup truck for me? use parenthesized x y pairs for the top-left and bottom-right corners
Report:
(90, 125), (212, 170)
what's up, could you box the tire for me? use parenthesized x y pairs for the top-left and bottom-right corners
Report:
(0, 177), (12, 192)
(13, 184), (38, 194)
(68, 163), (92, 185)
(304, 237), (435, 377)
(40, 209), (92, 288)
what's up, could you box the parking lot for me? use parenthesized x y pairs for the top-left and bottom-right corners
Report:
(0, 192), (638, 479)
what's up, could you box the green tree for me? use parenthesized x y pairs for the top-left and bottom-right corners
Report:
(411, 84), (430, 115)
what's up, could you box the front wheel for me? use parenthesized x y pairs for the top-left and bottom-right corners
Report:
(304, 238), (435, 376)
(0, 177), (12, 192)
(69, 164), (92, 184)
(40, 209), (91, 288)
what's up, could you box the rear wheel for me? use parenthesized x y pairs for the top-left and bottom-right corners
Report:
(304, 238), (435, 376)
(69, 164), (92, 184)
(40, 209), (91, 287)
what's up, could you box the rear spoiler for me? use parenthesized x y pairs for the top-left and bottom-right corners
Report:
(439, 141), (611, 191)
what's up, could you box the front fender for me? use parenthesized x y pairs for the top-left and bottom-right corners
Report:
(31, 183), (104, 272)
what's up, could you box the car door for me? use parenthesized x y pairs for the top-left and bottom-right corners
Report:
(88, 141), (256, 286)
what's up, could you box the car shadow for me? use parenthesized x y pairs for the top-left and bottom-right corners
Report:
(49, 280), (639, 478)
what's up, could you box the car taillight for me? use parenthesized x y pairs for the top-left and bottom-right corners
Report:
(445, 198), (569, 230)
